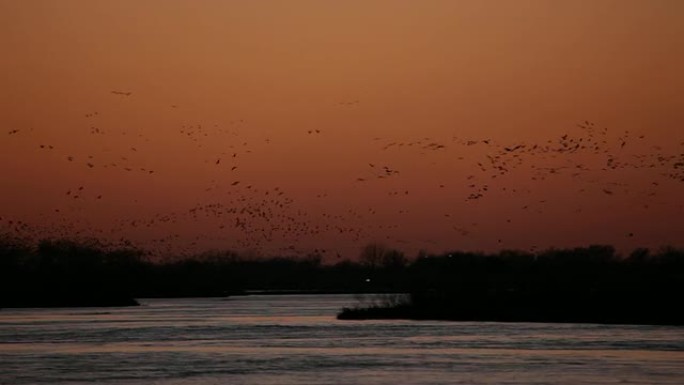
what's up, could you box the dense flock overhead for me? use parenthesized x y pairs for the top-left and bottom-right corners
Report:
(2, 92), (684, 259)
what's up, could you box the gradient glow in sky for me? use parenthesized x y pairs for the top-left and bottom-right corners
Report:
(2, 0), (683, 258)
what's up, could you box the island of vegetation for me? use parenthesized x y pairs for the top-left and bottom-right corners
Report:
(338, 245), (684, 326)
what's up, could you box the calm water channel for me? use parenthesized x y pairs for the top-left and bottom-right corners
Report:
(1, 294), (683, 384)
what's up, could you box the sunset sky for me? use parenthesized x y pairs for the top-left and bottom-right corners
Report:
(2, 0), (683, 259)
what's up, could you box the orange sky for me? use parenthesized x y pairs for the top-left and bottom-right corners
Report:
(1, 0), (683, 259)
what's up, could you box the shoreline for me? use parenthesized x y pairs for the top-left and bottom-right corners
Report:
(1, 296), (140, 309)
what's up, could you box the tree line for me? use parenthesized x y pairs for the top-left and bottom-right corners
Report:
(0, 238), (408, 307)
(2, 234), (683, 325)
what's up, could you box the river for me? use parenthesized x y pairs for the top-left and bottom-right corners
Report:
(1, 294), (683, 384)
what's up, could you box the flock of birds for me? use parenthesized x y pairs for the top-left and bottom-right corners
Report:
(2, 92), (684, 258)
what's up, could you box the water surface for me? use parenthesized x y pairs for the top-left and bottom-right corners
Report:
(1, 295), (683, 384)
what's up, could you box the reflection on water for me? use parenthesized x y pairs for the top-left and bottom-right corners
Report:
(1, 295), (683, 385)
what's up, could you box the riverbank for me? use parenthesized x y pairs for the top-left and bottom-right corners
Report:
(1, 292), (139, 309)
